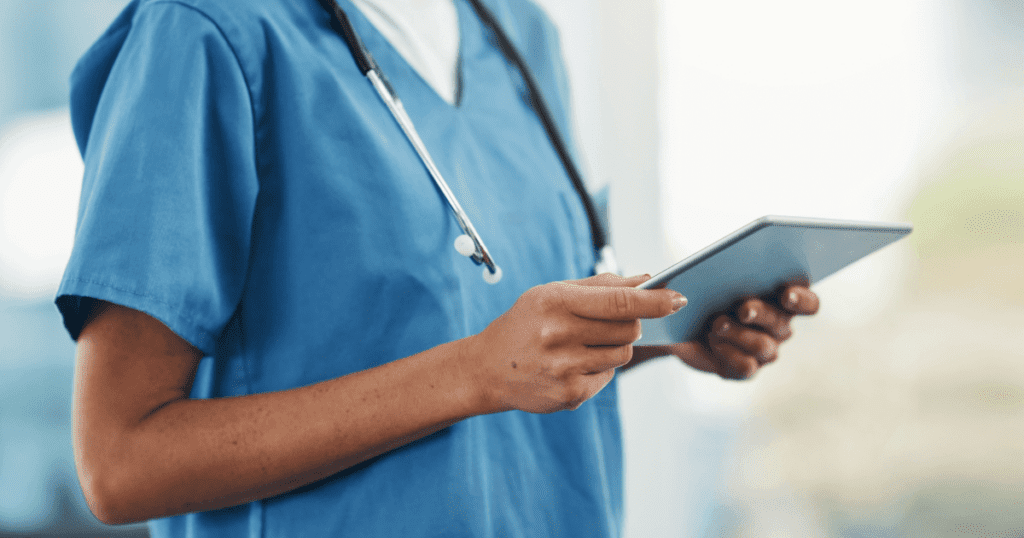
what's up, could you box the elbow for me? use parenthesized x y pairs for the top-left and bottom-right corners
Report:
(74, 412), (154, 524)
(76, 447), (148, 525)
(78, 465), (142, 525)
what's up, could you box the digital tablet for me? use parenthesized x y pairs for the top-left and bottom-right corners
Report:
(635, 216), (912, 345)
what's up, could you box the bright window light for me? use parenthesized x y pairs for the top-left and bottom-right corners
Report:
(657, 0), (950, 413)
(0, 110), (82, 299)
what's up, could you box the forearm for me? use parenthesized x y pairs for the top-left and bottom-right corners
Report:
(76, 339), (480, 524)
(75, 275), (682, 524)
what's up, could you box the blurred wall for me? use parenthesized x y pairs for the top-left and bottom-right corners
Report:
(0, 2), (142, 536)
(0, 2), (130, 126)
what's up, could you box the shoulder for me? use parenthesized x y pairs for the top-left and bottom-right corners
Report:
(476, 0), (581, 164)
(126, 0), (320, 51)
(71, 0), (330, 138)
(113, 0), (331, 76)
(476, 0), (566, 88)
(131, 0), (300, 26)
(481, 0), (561, 48)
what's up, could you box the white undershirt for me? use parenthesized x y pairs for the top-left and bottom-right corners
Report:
(350, 0), (461, 104)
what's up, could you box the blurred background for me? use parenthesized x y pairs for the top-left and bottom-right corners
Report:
(0, 0), (1021, 536)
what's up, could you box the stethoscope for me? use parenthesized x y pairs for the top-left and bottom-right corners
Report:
(317, 0), (616, 283)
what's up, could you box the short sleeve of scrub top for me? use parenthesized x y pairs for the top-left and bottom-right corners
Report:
(57, 1), (624, 537)
(58, 1), (257, 354)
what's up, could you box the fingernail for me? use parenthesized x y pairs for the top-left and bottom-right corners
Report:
(671, 294), (687, 313)
(786, 291), (798, 307)
(716, 320), (731, 336)
(742, 308), (756, 323)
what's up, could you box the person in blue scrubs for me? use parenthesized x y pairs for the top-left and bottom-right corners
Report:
(58, 0), (819, 536)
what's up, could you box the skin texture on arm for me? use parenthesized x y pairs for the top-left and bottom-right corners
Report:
(627, 283), (820, 378)
(72, 273), (682, 524)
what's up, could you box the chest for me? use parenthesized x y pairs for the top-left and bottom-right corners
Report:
(243, 0), (595, 326)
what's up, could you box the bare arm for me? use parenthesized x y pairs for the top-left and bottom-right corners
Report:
(73, 274), (682, 524)
(74, 301), (480, 523)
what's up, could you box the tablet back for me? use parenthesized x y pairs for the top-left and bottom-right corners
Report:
(637, 216), (912, 345)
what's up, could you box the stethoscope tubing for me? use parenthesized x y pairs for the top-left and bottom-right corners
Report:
(317, 0), (608, 282)
(365, 69), (500, 276)
(461, 0), (606, 253)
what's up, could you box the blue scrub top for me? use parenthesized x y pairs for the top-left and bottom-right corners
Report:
(58, 0), (623, 536)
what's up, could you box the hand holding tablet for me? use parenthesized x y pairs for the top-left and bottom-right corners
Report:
(635, 216), (912, 345)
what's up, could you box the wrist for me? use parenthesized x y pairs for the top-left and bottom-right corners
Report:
(446, 335), (499, 417)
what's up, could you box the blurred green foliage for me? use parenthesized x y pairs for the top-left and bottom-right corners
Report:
(904, 107), (1024, 305)
(909, 139), (1024, 258)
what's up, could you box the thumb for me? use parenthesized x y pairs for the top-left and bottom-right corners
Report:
(571, 273), (651, 288)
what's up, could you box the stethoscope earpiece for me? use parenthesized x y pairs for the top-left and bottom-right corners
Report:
(456, 234), (502, 284)
(482, 265), (502, 285)
(454, 234), (476, 257)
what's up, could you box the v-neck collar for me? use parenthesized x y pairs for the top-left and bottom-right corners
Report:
(338, 0), (470, 108)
